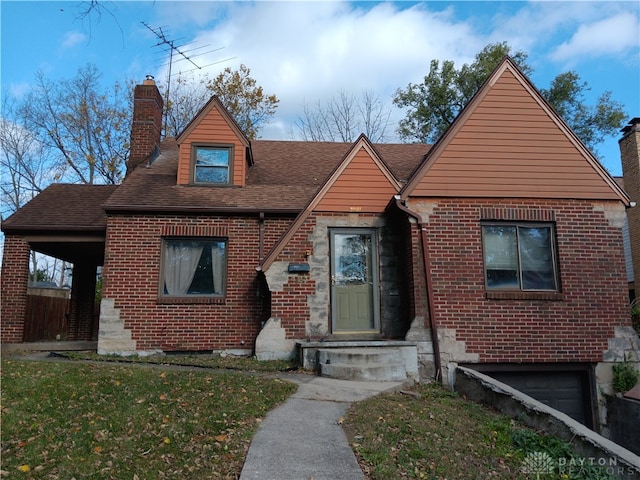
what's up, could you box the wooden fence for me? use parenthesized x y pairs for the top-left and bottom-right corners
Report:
(23, 289), (70, 342)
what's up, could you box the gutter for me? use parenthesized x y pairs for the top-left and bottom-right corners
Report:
(258, 212), (265, 263)
(394, 196), (442, 383)
(1, 225), (108, 234)
(103, 205), (300, 215)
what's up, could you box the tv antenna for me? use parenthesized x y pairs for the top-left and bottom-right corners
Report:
(142, 22), (235, 134)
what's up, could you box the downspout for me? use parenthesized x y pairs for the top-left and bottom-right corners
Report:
(394, 196), (442, 382)
(258, 212), (265, 264)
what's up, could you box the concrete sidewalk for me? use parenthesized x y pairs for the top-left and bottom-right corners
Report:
(239, 375), (406, 480)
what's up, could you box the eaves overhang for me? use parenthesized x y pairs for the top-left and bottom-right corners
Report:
(1, 224), (107, 235)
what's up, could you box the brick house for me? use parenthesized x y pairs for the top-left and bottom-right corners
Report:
(2, 58), (637, 430)
(620, 118), (640, 300)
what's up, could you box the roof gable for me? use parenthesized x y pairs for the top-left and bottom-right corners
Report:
(401, 57), (629, 205)
(175, 96), (251, 186)
(260, 135), (402, 271)
(315, 135), (402, 213)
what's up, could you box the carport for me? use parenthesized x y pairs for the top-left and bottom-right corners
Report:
(1, 184), (117, 346)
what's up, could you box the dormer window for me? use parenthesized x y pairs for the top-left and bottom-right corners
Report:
(192, 144), (233, 184)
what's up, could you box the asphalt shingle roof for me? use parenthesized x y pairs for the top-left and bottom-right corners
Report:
(2, 138), (429, 233)
(2, 184), (118, 233)
(104, 138), (429, 213)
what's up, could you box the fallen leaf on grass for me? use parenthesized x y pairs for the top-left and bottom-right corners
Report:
(17, 464), (30, 473)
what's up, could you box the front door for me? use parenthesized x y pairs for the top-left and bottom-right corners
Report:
(330, 229), (379, 333)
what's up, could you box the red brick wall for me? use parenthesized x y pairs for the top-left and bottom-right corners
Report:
(101, 198), (629, 358)
(102, 213), (292, 351)
(1, 235), (30, 343)
(268, 214), (317, 339)
(414, 198), (630, 363)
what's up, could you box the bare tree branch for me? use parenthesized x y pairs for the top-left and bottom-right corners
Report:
(296, 89), (391, 143)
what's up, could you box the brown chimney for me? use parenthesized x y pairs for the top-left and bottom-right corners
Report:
(127, 75), (164, 175)
(620, 117), (640, 294)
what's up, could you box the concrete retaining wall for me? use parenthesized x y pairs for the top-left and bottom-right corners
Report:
(454, 366), (640, 479)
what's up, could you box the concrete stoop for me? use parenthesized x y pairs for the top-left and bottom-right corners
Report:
(317, 347), (410, 382)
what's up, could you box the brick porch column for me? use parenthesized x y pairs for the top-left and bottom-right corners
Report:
(1, 235), (30, 343)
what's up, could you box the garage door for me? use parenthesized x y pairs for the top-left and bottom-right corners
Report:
(489, 370), (592, 427)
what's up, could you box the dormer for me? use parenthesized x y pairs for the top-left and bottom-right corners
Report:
(176, 96), (252, 187)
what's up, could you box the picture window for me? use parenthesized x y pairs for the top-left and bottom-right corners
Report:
(482, 223), (558, 292)
(160, 238), (227, 297)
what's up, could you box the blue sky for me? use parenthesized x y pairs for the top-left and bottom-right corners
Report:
(1, 1), (639, 175)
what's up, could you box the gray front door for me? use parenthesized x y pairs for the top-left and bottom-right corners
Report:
(330, 229), (379, 333)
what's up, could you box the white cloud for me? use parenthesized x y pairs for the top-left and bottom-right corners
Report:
(61, 31), (87, 49)
(8, 82), (31, 99)
(550, 12), (640, 64)
(164, 1), (488, 140)
(144, 0), (637, 154)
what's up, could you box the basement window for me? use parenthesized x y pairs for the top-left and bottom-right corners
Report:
(482, 223), (558, 292)
(160, 238), (227, 300)
(192, 145), (233, 184)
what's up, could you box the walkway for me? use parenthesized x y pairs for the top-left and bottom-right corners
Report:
(4, 349), (407, 479)
(239, 375), (406, 480)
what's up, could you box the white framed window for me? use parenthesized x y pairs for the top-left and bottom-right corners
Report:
(160, 238), (227, 297)
(192, 145), (232, 184)
(482, 223), (558, 291)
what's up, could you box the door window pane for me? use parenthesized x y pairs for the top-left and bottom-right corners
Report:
(335, 234), (371, 284)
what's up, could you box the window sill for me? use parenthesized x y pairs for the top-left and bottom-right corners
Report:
(158, 296), (226, 305)
(186, 182), (236, 188)
(485, 291), (564, 301)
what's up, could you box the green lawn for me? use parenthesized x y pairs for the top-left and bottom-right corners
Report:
(1, 359), (295, 479)
(344, 383), (616, 480)
(1, 356), (617, 480)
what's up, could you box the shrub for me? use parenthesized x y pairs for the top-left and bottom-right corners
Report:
(612, 359), (639, 393)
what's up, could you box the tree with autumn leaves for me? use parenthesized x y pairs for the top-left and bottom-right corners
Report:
(1, 64), (279, 217)
(163, 64), (279, 140)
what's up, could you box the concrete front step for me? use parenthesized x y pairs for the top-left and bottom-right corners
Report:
(317, 347), (408, 382)
(317, 347), (403, 366)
